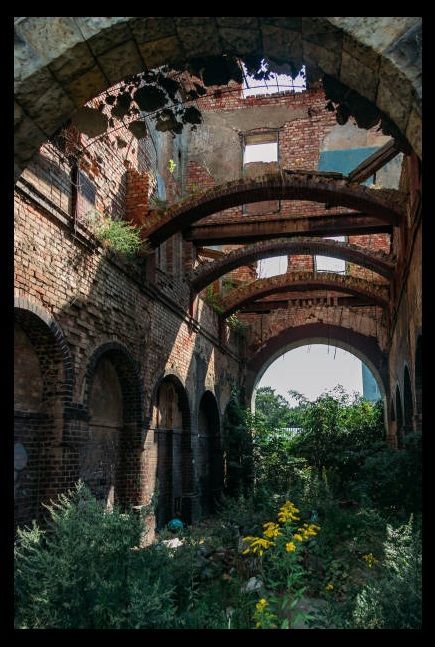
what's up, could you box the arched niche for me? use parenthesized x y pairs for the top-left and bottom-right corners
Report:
(152, 375), (191, 528)
(403, 364), (414, 435)
(86, 356), (123, 508)
(14, 304), (71, 528)
(83, 342), (143, 510)
(197, 391), (223, 517)
(396, 384), (404, 447)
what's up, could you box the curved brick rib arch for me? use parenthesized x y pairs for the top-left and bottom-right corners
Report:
(190, 237), (394, 293)
(245, 323), (389, 406)
(145, 172), (404, 246)
(222, 271), (389, 317)
(14, 17), (421, 176)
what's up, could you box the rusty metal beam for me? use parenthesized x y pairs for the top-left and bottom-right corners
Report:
(348, 139), (401, 184)
(186, 214), (392, 245)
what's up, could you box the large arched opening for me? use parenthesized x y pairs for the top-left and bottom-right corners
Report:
(14, 16), (421, 179)
(415, 335), (422, 417)
(395, 384), (404, 447)
(403, 364), (414, 436)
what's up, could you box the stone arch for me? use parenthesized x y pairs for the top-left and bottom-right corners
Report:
(151, 374), (192, 528)
(395, 383), (404, 447)
(246, 323), (388, 433)
(83, 341), (143, 508)
(222, 271), (389, 317)
(415, 334), (422, 416)
(190, 237), (394, 293)
(14, 17), (421, 177)
(14, 297), (73, 527)
(197, 390), (224, 517)
(403, 363), (414, 435)
(145, 172), (404, 246)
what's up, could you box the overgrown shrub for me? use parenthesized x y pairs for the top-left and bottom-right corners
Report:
(96, 217), (143, 255)
(352, 516), (422, 628)
(14, 483), (177, 629)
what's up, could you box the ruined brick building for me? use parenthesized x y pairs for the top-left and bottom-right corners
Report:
(14, 17), (422, 530)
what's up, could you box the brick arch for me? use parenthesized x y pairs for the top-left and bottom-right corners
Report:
(84, 341), (143, 426)
(222, 271), (389, 317)
(14, 17), (421, 176)
(14, 295), (73, 403)
(151, 373), (193, 527)
(14, 297), (73, 527)
(415, 334), (422, 415)
(245, 323), (389, 411)
(145, 172), (404, 246)
(190, 237), (394, 293)
(197, 390), (224, 517)
(82, 341), (144, 508)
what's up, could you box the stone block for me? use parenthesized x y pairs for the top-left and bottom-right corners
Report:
(129, 17), (177, 44)
(138, 36), (184, 70)
(218, 28), (261, 56)
(49, 41), (96, 85)
(303, 40), (341, 77)
(405, 105), (422, 159)
(175, 17), (222, 58)
(98, 40), (144, 85)
(376, 79), (410, 134)
(340, 51), (379, 103)
(261, 25), (303, 66)
(65, 66), (107, 109)
(15, 17), (84, 66)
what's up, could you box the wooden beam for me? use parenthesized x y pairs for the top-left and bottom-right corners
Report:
(348, 140), (401, 184)
(186, 214), (392, 245)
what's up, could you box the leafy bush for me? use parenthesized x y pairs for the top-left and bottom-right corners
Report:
(14, 483), (177, 629)
(352, 516), (422, 628)
(96, 217), (143, 255)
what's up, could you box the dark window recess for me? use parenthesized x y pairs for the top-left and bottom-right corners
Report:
(78, 171), (96, 205)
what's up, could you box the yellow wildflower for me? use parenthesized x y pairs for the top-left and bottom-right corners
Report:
(325, 582), (334, 591)
(362, 553), (378, 568)
(256, 598), (268, 612)
(293, 533), (303, 542)
(285, 541), (296, 552)
(263, 522), (282, 538)
(278, 501), (300, 523)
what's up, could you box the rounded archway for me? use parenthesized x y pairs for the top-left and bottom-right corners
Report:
(14, 302), (72, 527)
(197, 391), (224, 517)
(83, 342), (143, 509)
(152, 375), (192, 528)
(14, 16), (421, 177)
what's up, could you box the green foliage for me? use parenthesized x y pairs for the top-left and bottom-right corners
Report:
(204, 285), (224, 314)
(96, 217), (143, 256)
(352, 516), (422, 628)
(14, 483), (177, 629)
(223, 390), (253, 496)
(168, 158), (177, 174)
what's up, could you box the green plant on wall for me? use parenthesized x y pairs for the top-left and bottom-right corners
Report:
(96, 217), (143, 256)
(204, 285), (224, 315)
(168, 159), (177, 174)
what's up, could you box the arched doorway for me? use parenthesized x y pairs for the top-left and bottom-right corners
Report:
(86, 356), (123, 508)
(153, 376), (191, 528)
(83, 342), (143, 510)
(197, 391), (224, 517)
(403, 365), (414, 435)
(395, 384), (404, 447)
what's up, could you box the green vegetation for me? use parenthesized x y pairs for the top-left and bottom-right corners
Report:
(14, 387), (421, 629)
(96, 217), (143, 256)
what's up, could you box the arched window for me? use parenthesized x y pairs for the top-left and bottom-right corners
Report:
(396, 384), (404, 447)
(197, 391), (223, 517)
(403, 365), (414, 435)
(415, 336), (422, 415)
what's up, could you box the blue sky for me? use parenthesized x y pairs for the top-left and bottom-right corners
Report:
(258, 344), (363, 406)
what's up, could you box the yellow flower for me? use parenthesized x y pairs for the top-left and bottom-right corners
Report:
(242, 536), (274, 556)
(256, 598), (268, 612)
(362, 553), (378, 568)
(263, 522), (282, 538)
(285, 541), (296, 552)
(293, 533), (303, 542)
(325, 582), (334, 591)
